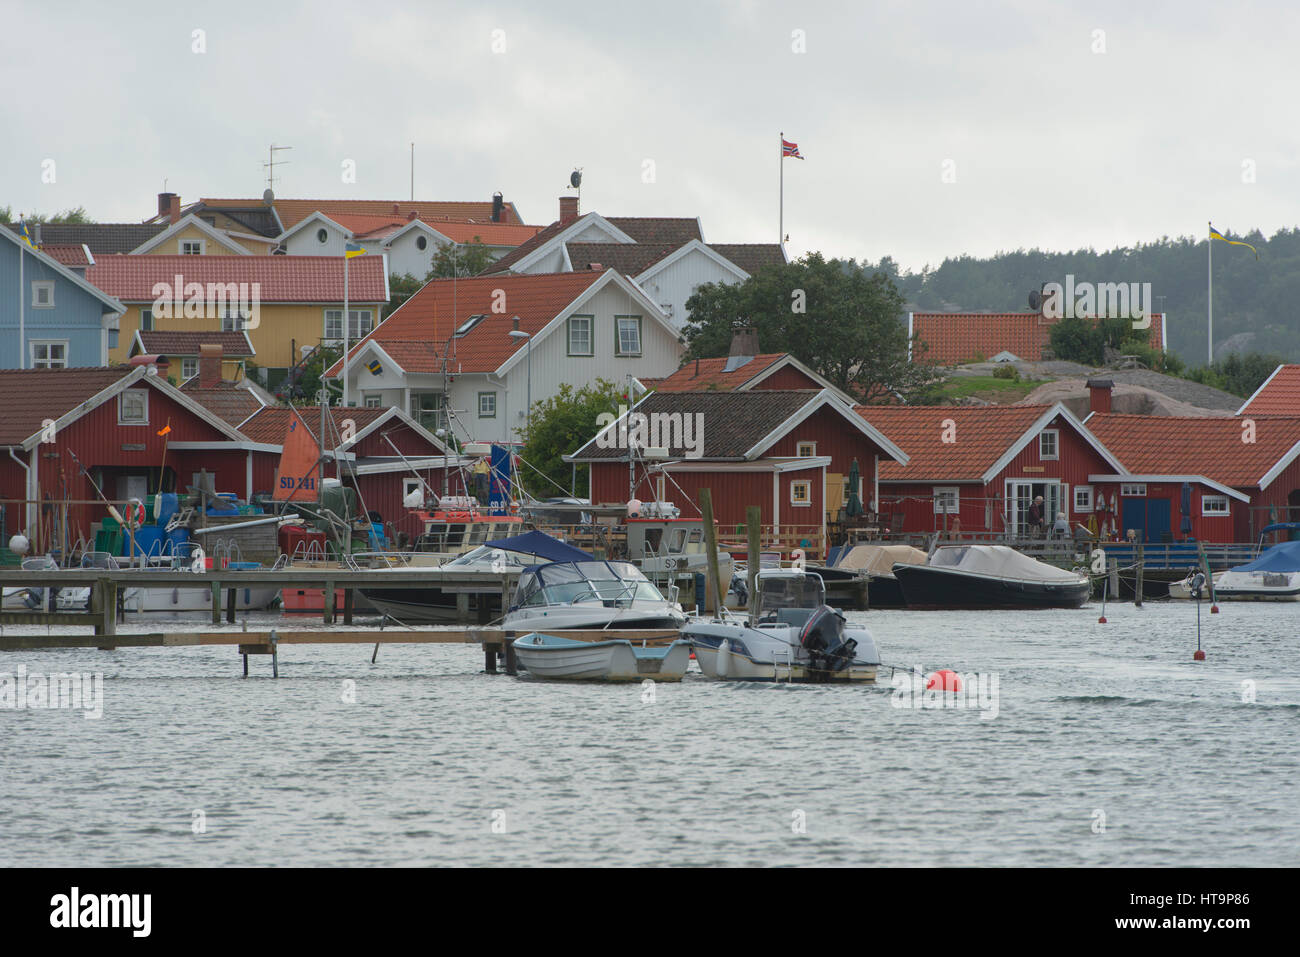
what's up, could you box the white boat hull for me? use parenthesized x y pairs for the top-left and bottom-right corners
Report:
(513, 637), (691, 681)
(683, 619), (879, 683)
(504, 603), (685, 632)
(1213, 570), (1300, 601)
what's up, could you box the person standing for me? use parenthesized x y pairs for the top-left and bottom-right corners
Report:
(1026, 495), (1046, 537)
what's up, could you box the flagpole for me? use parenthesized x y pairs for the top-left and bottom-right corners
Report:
(1207, 221), (1213, 366)
(343, 252), (350, 408)
(779, 131), (784, 247)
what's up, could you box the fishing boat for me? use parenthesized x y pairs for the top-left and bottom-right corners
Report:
(683, 569), (881, 682)
(503, 560), (686, 631)
(892, 544), (1090, 609)
(511, 632), (692, 681)
(1214, 539), (1300, 601)
(361, 531), (593, 623)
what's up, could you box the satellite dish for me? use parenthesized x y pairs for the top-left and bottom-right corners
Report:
(263, 188), (275, 205)
(570, 170), (582, 189)
(1028, 290), (1042, 310)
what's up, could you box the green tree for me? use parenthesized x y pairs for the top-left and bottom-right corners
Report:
(519, 378), (625, 498)
(428, 238), (496, 279)
(681, 252), (946, 402)
(275, 345), (342, 406)
(0, 206), (93, 224)
(387, 272), (423, 314)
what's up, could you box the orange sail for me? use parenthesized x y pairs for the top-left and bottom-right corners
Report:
(273, 408), (322, 502)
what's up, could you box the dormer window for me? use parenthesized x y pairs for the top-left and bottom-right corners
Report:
(316, 228), (328, 244)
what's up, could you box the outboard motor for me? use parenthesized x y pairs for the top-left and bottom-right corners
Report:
(799, 604), (858, 677)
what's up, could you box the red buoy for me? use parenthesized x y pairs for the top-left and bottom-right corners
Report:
(1210, 605), (1219, 614)
(926, 669), (962, 692)
(1193, 649), (1206, 661)
(1098, 614), (1107, 623)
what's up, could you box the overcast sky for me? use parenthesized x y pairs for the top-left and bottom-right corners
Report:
(3, 0), (1296, 271)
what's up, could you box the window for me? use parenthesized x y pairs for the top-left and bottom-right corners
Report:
(1202, 495), (1230, 516)
(363, 394), (383, 408)
(182, 358), (198, 380)
(615, 315), (642, 356)
(416, 235), (428, 251)
(567, 316), (594, 356)
(790, 480), (812, 506)
(1121, 483), (1147, 497)
(1074, 485), (1094, 512)
(933, 486), (960, 514)
(30, 340), (67, 369)
(1039, 430), (1059, 460)
(31, 281), (54, 309)
(478, 392), (497, 417)
(118, 389), (148, 424)
(221, 308), (245, 332)
(316, 228), (329, 244)
(324, 309), (374, 341)
(797, 441), (817, 457)
(139, 308), (154, 332)
(403, 478), (423, 501)
(179, 239), (204, 255)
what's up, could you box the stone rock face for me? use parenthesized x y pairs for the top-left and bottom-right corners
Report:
(1015, 379), (1236, 418)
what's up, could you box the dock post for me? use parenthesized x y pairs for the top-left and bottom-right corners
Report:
(700, 489), (722, 614)
(270, 630), (279, 679)
(211, 581), (221, 625)
(1108, 557), (1119, 599)
(242, 653), (249, 678)
(484, 642), (499, 674)
(343, 588), (354, 625)
(323, 581), (335, 624)
(456, 591), (470, 622)
(504, 631), (517, 676)
(746, 506), (761, 625)
(226, 587), (237, 623)
(1135, 541), (1144, 607)
(98, 579), (116, 640)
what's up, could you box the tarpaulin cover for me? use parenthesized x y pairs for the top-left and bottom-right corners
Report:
(485, 530), (593, 563)
(838, 544), (928, 576)
(1230, 540), (1300, 574)
(929, 545), (1085, 583)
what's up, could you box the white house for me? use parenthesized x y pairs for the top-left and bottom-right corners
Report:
(324, 269), (684, 445)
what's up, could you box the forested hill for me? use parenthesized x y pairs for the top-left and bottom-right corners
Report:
(860, 227), (1300, 362)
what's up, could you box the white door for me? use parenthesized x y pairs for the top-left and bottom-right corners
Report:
(1006, 481), (1033, 535)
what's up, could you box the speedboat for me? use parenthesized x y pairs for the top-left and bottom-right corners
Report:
(1168, 568), (1224, 600)
(828, 543), (928, 608)
(361, 531), (593, 623)
(1214, 540), (1300, 601)
(683, 569), (881, 682)
(892, 544), (1090, 609)
(511, 633), (692, 681)
(503, 559), (686, 631)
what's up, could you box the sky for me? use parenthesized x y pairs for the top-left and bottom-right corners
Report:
(2, 0), (1297, 272)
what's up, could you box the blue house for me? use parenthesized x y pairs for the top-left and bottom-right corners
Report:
(0, 226), (125, 368)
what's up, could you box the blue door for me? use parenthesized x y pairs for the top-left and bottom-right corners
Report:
(1122, 498), (1172, 542)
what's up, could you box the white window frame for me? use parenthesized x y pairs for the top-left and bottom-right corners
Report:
(615, 315), (642, 357)
(221, 308), (246, 332)
(933, 486), (960, 514)
(1121, 483), (1147, 497)
(1202, 495), (1230, 516)
(567, 315), (594, 356)
(181, 357), (199, 380)
(790, 480), (812, 507)
(118, 389), (149, 425)
(179, 239), (205, 255)
(324, 308), (374, 342)
(1039, 429), (1059, 460)
(363, 394), (383, 408)
(1074, 485), (1094, 512)
(139, 307), (154, 332)
(796, 441), (817, 457)
(478, 392), (497, 418)
(30, 339), (68, 369)
(31, 281), (54, 309)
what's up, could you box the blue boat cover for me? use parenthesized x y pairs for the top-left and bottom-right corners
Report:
(1232, 540), (1300, 573)
(485, 530), (593, 563)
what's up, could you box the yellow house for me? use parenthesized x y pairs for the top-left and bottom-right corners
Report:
(131, 213), (278, 256)
(86, 254), (389, 378)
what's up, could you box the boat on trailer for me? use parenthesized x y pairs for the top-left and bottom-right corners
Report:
(683, 569), (881, 682)
(892, 544), (1090, 609)
(511, 633), (692, 681)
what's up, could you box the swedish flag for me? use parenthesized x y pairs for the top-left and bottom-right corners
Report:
(367, 359), (382, 375)
(17, 218), (36, 249)
(345, 242), (366, 259)
(1209, 223), (1259, 259)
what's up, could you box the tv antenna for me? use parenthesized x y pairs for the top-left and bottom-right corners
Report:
(264, 144), (293, 190)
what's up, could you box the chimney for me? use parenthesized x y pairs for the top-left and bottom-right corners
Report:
(728, 324), (760, 360)
(1087, 378), (1113, 416)
(512, 316), (520, 333)
(559, 196), (579, 225)
(158, 192), (180, 223)
(199, 343), (223, 388)
(492, 192), (504, 223)
(34, 223), (42, 246)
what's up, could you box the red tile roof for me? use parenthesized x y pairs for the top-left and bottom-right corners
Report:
(179, 381), (264, 426)
(313, 213), (542, 248)
(326, 272), (606, 376)
(0, 367), (136, 445)
(136, 330), (254, 357)
(86, 255), (388, 303)
(482, 215), (704, 275)
(911, 312), (1165, 365)
(211, 198), (526, 229)
(39, 244), (92, 267)
(238, 405), (393, 445)
(1238, 365), (1300, 415)
(860, 404), (1053, 481)
(1086, 412), (1300, 488)
(654, 354), (788, 392)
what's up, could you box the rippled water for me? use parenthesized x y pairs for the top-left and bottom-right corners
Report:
(2, 600), (1297, 866)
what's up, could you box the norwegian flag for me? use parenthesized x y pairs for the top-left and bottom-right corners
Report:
(781, 138), (803, 159)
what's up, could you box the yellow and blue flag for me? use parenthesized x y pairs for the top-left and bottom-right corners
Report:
(345, 242), (366, 259)
(1209, 223), (1259, 259)
(17, 218), (36, 249)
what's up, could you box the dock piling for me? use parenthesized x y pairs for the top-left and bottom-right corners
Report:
(1135, 542), (1144, 606)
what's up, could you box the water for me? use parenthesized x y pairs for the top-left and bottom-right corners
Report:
(2, 601), (1297, 866)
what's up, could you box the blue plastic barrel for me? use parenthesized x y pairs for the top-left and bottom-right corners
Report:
(129, 524), (163, 559)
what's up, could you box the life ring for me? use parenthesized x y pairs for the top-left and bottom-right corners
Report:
(123, 500), (146, 530)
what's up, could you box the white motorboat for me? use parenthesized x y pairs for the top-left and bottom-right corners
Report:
(511, 633), (691, 681)
(683, 569), (881, 682)
(1167, 569), (1224, 600)
(1214, 540), (1300, 601)
(504, 560), (686, 631)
